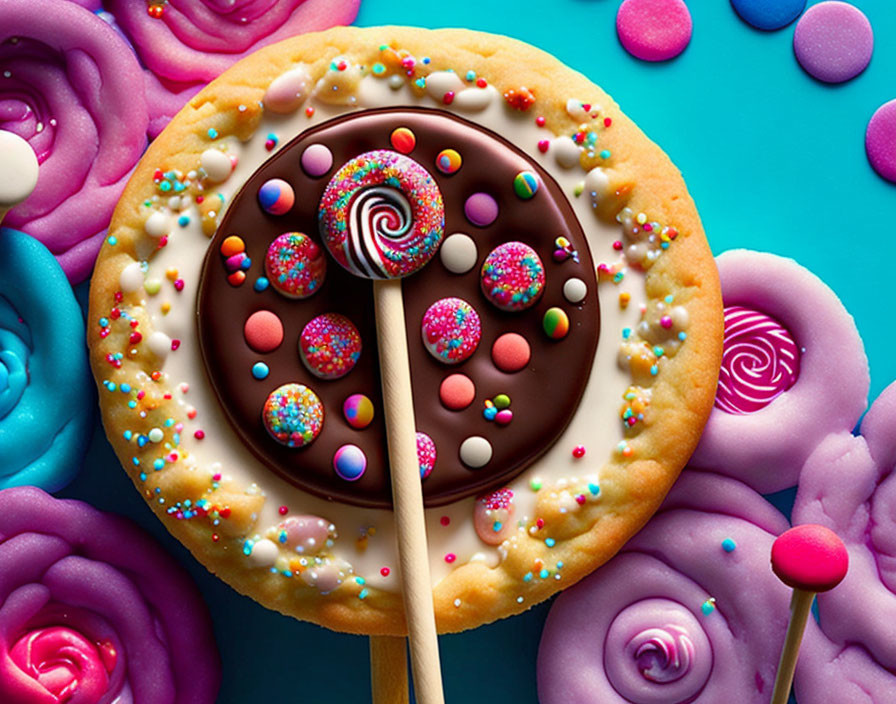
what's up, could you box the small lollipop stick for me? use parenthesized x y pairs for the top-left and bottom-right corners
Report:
(0, 131), (39, 226)
(370, 634), (410, 703)
(770, 524), (849, 704)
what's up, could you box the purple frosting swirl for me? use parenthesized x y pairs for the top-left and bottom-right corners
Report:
(792, 382), (896, 702)
(691, 250), (869, 493)
(0, 0), (149, 283)
(539, 471), (827, 704)
(103, 0), (360, 134)
(715, 305), (800, 414)
(0, 486), (220, 703)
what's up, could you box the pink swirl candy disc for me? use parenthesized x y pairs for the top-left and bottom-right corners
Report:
(0, 486), (220, 703)
(0, 0), (149, 283)
(715, 305), (800, 414)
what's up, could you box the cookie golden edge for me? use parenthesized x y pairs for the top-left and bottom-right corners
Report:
(88, 25), (723, 635)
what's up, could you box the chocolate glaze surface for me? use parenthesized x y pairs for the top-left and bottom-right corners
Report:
(197, 107), (599, 508)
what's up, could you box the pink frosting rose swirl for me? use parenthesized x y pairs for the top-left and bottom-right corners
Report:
(0, 486), (220, 704)
(102, 0), (360, 134)
(691, 250), (869, 493)
(538, 471), (826, 704)
(792, 381), (896, 703)
(715, 305), (800, 414)
(0, 0), (149, 283)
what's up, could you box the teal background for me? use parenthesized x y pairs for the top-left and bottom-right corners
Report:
(65, 1), (894, 702)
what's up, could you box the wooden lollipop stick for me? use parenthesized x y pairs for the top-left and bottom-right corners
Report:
(0, 131), (40, 226)
(373, 278), (445, 704)
(770, 588), (814, 704)
(370, 635), (410, 704)
(770, 524), (849, 704)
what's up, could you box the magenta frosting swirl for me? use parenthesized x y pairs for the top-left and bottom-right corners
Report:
(715, 305), (800, 414)
(538, 471), (827, 704)
(0, 0), (149, 283)
(0, 486), (220, 704)
(103, 0), (360, 133)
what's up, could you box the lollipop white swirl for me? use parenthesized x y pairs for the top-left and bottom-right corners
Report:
(318, 150), (444, 280)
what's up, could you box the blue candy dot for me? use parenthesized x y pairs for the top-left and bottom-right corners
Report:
(731, 0), (806, 31)
(252, 362), (269, 380)
(722, 538), (737, 553)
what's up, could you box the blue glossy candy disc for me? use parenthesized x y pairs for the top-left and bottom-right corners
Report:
(731, 0), (806, 30)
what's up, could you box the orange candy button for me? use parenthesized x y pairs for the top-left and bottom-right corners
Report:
(491, 332), (531, 373)
(244, 310), (284, 353)
(439, 373), (476, 411)
(221, 235), (245, 257)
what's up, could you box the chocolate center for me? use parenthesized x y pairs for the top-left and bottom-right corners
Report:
(197, 107), (600, 508)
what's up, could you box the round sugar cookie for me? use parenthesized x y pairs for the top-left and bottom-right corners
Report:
(88, 27), (722, 635)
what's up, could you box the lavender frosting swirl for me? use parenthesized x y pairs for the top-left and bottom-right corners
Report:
(538, 471), (826, 703)
(792, 382), (896, 702)
(691, 250), (869, 493)
(715, 305), (800, 414)
(0, 487), (220, 704)
(0, 0), (149, 283)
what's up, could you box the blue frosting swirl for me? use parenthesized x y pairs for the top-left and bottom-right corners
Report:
(0, 228), (92, 490)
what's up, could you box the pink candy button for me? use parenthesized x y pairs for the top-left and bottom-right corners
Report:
(616, 0), (693, 62)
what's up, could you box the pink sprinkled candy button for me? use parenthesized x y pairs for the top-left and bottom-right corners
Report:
(771, 524), (848, 592)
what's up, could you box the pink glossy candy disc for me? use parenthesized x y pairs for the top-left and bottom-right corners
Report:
(771, 524), (848, 592)
(616, 0), (693, 62)
(866, 99), (896, 183)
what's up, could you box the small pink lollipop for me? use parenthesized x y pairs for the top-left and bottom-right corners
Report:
(319, 149), (445, 704)
(770, 524), (849, 704)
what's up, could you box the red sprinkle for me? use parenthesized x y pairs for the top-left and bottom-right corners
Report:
(440, 516), (450, 526)
(278, 506), (288, 515)
(572, 445), (586, 458)
(211, 533), (220, 542)
(174, 279), (184, 291)
(171, 339), (181, 351)
(535, 116), (546, 127)
(536, 518), (545, 529)
(380, 567), (391, 577)
(194, 430), (205, 440)
(604, 117), (613, 127)
(475, 77), (487, 88)
(444, 553), (456, 564)
(575, 494), (587, 505)
(305, 106), (315, 118)
(129, 332), (143, 345)
(443, 91), (455, 105)
(537, 140), (550, 153)
(219, 507), (231, 518)
(612, 241), (623, 250)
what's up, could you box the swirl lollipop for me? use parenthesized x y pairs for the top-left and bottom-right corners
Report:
(0, 486), (220, 703)
(538, 471), (828, 704)
(319, 149), (445, 704)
